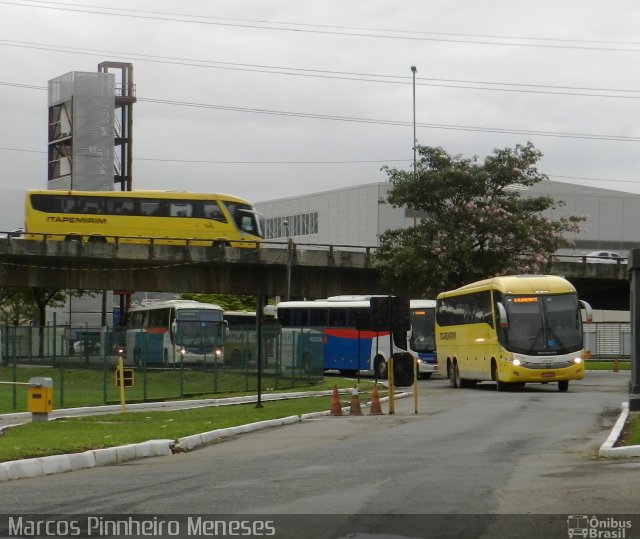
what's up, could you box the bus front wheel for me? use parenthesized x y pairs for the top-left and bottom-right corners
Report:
(492, 362), (507, 391)
(558, 380), (569, 392)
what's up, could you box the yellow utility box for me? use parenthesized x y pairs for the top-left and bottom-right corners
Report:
(28, 377), (53, 416)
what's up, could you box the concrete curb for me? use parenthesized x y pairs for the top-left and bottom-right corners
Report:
(0, 439), (175, 482)
(0, 390), (340, 423)
(598, 402), (640, 458)
(0, 389), (405, 482)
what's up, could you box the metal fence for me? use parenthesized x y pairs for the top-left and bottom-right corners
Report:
(0, 325), (324, 413)
(583, 322), (631, 359)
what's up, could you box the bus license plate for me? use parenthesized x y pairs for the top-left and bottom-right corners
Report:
(542, 372), (555, 378)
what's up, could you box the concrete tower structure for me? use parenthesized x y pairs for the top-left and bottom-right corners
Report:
(47, 71), (115, 190)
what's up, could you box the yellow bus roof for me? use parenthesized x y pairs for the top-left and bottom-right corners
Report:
(27, 190), (253, 204)
(437, 274), (576, 299)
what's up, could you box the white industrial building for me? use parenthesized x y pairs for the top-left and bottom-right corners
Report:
(256, 180), (640, 257)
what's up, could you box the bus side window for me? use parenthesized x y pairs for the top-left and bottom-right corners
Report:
(139, 201), (161, 216)
(328, 308), (347, 328)
(60, 198), (76, 213)
(308, 308), (327, 328)
(203, 202), (226, 222)
(109, 199), (135, 215)
(170, 202), (193, 218)
(80, 198), (105, 214)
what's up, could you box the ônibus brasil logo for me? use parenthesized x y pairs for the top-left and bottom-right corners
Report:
(567, 515), (632, 538)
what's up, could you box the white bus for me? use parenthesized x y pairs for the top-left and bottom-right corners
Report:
(409, 299), (438, 379)
(125, 300), (225, 366)
(223, 309), (279, 367)
(276, 296), (437, 378)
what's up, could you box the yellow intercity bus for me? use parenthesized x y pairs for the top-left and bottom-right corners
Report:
(24, 190), (263, 247)
(436, 275), (592, 392)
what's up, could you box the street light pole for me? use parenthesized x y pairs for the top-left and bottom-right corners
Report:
(411, 65), (417, 182)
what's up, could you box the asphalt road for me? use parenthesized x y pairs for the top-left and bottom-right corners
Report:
(1, 371), (637, 539)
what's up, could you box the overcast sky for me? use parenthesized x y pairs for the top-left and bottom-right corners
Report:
(1, 0), (639, 230)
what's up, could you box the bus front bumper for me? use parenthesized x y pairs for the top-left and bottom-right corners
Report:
(500, 362), (585, 383)
(417, 360), (438, 375)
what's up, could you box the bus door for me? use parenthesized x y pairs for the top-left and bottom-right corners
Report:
(296, 331), (323, 374)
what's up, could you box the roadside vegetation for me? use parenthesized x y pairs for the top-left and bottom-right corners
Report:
(585, 360), (631, 370)
(623, 414), (640, 446)
(0, 397), (341, 462)
(0, 369), (382, 462)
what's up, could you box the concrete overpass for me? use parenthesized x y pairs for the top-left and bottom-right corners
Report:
(0, 239), (630, 308)
(0, 239), (382, 299)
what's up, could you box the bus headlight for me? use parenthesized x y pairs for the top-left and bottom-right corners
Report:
(214, 347), (223, 357)
(573, 357), (582, 364)
(512, 358), (521, 367)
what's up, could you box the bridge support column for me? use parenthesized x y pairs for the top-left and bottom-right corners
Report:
(629, 249), (640, 410)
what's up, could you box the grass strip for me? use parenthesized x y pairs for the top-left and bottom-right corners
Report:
(585, 361), (630, 370)
(0, 397), (340, 462)
(0, 366), (368, 412)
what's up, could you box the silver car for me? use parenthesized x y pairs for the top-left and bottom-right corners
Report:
(584, 250), (627, 264)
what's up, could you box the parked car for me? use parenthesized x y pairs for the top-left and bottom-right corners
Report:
(584, 250), (627, 264)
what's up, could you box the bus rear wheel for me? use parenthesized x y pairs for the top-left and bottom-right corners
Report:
(374, 357), (387, 380)
(448, 361), (459, 388)
(558, 380), (569, 392)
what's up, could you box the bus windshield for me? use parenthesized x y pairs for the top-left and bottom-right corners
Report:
(175, 309), (224, 351)
(410, 308), (436, 354)
(222, 202), (263, 238)
(501, 293), (582, 354)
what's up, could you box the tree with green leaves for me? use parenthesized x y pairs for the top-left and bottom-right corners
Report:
(0, 287), (97, 359)
(375, 142), (585, 298)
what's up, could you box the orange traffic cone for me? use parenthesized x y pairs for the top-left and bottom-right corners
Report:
(349, 385), (363, 416)
(369, 383), (383, 415)
(330, 385), (343, 416)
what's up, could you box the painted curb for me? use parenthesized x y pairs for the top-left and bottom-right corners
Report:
(0, 390), (405, 481)
(599, 402), (640, 458)
(174, 415), (301, 452)
(0, 439), (174, 482)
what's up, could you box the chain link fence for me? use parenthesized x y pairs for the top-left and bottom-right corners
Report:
(0, 324), (324, 413)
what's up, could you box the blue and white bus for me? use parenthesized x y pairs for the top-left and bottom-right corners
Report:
(276, 296), (437, 378)
(409, 299), (438, 379)
(125, 300), (225, 366)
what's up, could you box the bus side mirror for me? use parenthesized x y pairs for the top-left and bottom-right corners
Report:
(171, 320), (177, 334)
(496, 302), (509, 328)
(224, 320), (229, 337)
(579, 300), (593, 324)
